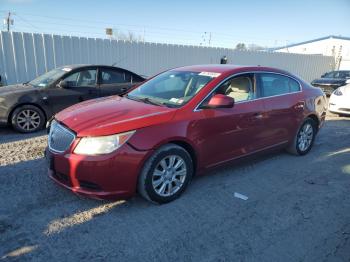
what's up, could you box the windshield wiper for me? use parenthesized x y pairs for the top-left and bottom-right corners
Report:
(126, 95), (170, 107)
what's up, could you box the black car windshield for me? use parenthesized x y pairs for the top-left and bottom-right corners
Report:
(29, 68), (70, 87)
(127, 71), (217, 107)
(322, 71), (350, 79)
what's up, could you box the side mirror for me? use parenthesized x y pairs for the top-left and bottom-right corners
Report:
(58, 80), (69, 88)
(202, 94), (234, 109)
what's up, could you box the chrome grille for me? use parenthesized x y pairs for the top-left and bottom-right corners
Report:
(48, 120), (75, 153)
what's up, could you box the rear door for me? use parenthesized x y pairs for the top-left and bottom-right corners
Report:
(256, 72), (304, 145)
(44, 67), (99, 114)
(98, 67), (135, 96)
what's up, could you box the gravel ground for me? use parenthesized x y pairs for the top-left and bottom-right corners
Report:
(0, 114), (350, 262)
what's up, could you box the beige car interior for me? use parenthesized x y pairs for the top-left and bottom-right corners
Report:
(224, 77), (253, 102)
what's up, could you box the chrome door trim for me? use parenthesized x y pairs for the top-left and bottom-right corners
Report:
(194, 71), (303, 112)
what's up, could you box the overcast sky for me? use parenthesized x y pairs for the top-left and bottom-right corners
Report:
(1, 0), (349, 48)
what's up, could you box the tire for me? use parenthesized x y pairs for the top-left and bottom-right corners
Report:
(138, 144), (193, 204)
(287, 118), (317, 156)
(11, 105), (46, 133)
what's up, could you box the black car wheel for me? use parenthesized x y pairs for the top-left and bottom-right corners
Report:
(138, 144), (193, 204)
(11, 105), (46, 133)
(287, 117), (317, 156)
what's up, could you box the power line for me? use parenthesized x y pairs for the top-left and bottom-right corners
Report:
(2, 10), (289, 48)
(14, 14), (41, 31)
(3, 11), (288, 43)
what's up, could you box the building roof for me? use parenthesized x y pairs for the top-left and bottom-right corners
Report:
(270, 35), (350, 51)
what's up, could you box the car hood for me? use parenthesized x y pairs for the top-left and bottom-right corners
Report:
(55, 96), (177, 137)
(0, 84), (38, 96)
(311, 78), (346, 85)
(337, 84), (350, 96)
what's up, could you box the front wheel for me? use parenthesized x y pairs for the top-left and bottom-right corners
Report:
(11, 105), (46, 133)
(287, 118), (317, 156)
(138, 144), (193, 204)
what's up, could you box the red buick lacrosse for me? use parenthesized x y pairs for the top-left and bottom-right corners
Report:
(46, 65), (326, 203)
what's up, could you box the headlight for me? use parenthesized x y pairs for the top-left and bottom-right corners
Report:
(74, 130), (135, 155)
(333, 88), (343, 96)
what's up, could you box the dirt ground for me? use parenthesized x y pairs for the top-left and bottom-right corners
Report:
(0, 113), (349, 262)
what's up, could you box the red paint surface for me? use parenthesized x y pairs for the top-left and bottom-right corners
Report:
(50, 65), (326, 199)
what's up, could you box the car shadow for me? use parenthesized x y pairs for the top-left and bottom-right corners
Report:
(0, 126), (47, 145)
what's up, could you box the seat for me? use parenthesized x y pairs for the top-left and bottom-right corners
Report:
(225, 77), (252, 102)
(78, 70), (94, 86)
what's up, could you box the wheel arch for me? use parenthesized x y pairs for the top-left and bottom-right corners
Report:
(169, 140), (198, 174)
(8, 103), (48, 125)
(306, 113), (320, 132)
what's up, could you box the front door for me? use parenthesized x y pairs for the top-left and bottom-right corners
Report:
(193, 73), (269, 168)
(44, 68), (99, 114)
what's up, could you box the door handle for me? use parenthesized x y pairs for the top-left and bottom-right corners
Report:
(247, 113), (263, 123)
(294, 102), (305, 110)
(120, 87), (128, 93)
(253, 113), (264, 119)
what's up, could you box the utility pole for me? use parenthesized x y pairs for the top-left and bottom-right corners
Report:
(5, 12), (14, 32)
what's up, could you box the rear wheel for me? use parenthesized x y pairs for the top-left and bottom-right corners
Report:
(11, 105), (46, 133)
(138, 144), (193, 204)
(287, 118), (317, 155)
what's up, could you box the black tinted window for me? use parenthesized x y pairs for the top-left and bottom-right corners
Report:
(323, 71), (350, 79)
(132, 74), (144, 83)
(63, 69), (97, 87)
(259, 73), (300, 97)
(101, 69), (130, 84)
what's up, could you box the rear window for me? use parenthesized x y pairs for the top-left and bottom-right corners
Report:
(258, 73), (300, 97)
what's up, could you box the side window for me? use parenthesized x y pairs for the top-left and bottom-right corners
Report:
(63, 69), (97, 87)
(132, 74), (144, 83)
(212, 74), (255, 102)
(258, 73), (300, 97)
(101, 69), (130, 84)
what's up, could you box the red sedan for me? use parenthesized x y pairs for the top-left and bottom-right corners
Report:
(46, 65), (327, 203)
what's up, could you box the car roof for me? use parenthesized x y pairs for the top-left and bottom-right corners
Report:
(57, 64), (117, 69)
(173, 64), (289, 75)
(55, 64), (144, 78)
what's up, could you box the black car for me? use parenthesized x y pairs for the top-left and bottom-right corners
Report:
(311, 70), (350, 95)
(0, 65), (145, 133)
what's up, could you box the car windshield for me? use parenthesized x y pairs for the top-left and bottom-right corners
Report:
(322, 71), (350, 79)
(29, 68), (69, 87)
(127, 71), (216, 107)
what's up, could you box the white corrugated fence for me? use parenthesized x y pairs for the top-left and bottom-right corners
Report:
(0, 31), (334, 85)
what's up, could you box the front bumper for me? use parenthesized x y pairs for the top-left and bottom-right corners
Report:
(328, 95), (350, 115)
(46, 143), (151, 200)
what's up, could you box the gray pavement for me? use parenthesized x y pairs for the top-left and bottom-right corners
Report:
(0, 114), (349, 262)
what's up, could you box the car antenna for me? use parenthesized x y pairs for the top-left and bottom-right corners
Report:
(112, 56), (127, 66)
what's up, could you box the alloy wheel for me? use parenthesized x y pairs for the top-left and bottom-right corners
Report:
(16, 109), (41, 131)
(297, 123), (314, 152)
(152, 155), (187, 197)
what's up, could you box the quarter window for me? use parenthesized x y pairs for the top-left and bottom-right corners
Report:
(258, 73), (300, 97)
